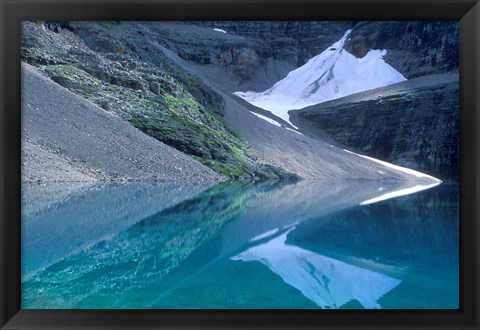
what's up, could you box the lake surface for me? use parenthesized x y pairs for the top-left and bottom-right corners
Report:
(21, 180), (459, 309)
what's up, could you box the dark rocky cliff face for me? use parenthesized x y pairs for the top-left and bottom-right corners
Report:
(185, 21), (458, 83)
(189, 21), (353, 66)
(38, 21), (457, 88)
(132, 22), (351, 86)
(346, 21), (458, 78)
(290, 75), (459, 182)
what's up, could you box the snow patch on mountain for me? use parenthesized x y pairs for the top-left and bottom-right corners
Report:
(249, 111), (282, 127)
(286, 127), (304, 136)
(342, 149), (442, 182)
(234, 30), (407, 125)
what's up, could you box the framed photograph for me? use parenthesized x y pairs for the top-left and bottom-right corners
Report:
(1, 0), (479, 329)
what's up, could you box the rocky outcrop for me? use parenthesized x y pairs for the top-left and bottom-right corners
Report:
(290, 74), (459, 182)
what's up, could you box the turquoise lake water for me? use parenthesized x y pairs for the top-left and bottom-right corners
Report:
(21, 180), (459, 309)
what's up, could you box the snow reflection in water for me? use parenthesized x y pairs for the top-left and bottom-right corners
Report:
(21, 180), (458, 309)
(232, 228), (401, 309)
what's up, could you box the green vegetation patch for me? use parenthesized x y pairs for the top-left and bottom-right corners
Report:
(45, 64), (103, 96)
(129, 110), (256, 178)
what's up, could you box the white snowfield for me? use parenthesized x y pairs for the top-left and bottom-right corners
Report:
(233, 228), (401, 309)
(285, 127), (304, 136)
(249, 111), (282, 127)
(234, 30), (407, 125)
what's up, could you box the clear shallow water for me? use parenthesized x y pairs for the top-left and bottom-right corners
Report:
(21, 180), (458, 309)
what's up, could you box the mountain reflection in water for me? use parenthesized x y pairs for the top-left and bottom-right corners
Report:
(21, 180), (458, 309)
(232, 228), (401, 309)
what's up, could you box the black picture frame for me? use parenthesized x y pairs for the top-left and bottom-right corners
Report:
(1, 0), (479, 329)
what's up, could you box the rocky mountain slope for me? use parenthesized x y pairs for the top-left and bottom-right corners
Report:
(154, 34), (440, 182)
(154, 21), (458, 182)
(21, 21), (454, 183)
(22, 21), (293, 180)
(22, 63), (223, 183)
(171, 21), (458, 182)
